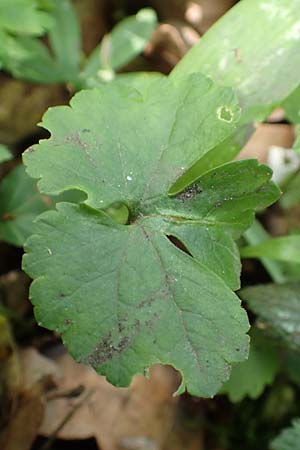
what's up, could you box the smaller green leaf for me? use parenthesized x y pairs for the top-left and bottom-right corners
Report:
(243, 220), (287, 284)
(113, 71), (164, 90)
(281, 171), (300, 209)
(0, 164), (85, 246)
(0, 0), (54, 36)
(82, 8), (157, 87)
(221, 330), (279, 402)
(169, 124), (254, 194)
(48, 0), (81, 84)
(282, 87), (300, 124)
(283, 349), (300, 384)
(271, 419), (300, 450)
(0, 33), (62, 83)
(294, 127), (300, 152)
(0, 144), (12, 163)
(0, 0), (80, 84)
(241, 235), (300, 264)
(0, 164), (50, 246)
(240, 283), (300, 351)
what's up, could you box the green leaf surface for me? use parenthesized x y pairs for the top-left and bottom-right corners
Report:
(0, 0), (80, 84)
(0, 33), (62, 83)
(23, 75), (241, 209)
(283, 349), (300, 384)
(0, 0), (53, 36)
(241, 236), (300, 264)
(240, 283), (300, 351)
(24, 201), (251, 397)
(0, 144), (11, 163)
(22, 75), (279, 397)
(0, 165), (50, 246)
(243, 220), (288, 284)
(271, 419), (300, 450)
(281, 171), (300, 208)
(172, 0), (300, 122)
(170, 124), (254, 194)
(294, 127), (300, 152)
(48, 0), (81, 84)
(282, 87), (300, 124)
(221, 330), (279, 402)
(82, 9), (157, 87)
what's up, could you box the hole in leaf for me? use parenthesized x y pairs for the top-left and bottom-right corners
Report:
(167, 235), (192, 256)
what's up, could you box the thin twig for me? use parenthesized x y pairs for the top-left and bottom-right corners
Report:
(39, 388), (94, 450)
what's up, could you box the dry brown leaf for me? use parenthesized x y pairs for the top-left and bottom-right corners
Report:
(0, 323), (45, 450)
(0, 74), (69, 147)
(238, 123), (295, 163)
(39, 353), (180, 450)
(0, 271), (31, 318)
(0, 316), (21, 429)
(72, 0), (109, 55)
(145, 22), (200, 73)
(147, 0), (235, 33)
(0, 347), (63, 450)
(0, 387), (44, 450)
(162, 425), (203, 450)
(187, 0), (236, 33)
(19, 347), (62, 391)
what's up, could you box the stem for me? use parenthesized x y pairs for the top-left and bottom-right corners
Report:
(243, 219), (287, 284)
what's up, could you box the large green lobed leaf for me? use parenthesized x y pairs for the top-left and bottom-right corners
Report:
(23, 75), (280, 397)
(23, 74), (241, 209)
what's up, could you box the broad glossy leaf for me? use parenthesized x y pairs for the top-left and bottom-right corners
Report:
(81, 9), (157, 87)
(271, 419), (300, 450)
(221, 330), (279, 402)
(0, 0), (53, 36)
(0, 144), (11, 163)
(0, 165), (49, 246)
(241, 236), (300, 264)
(172, 0), (300, 122)
(23, 75), (280, 397)
(240, 283), (300, 351)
